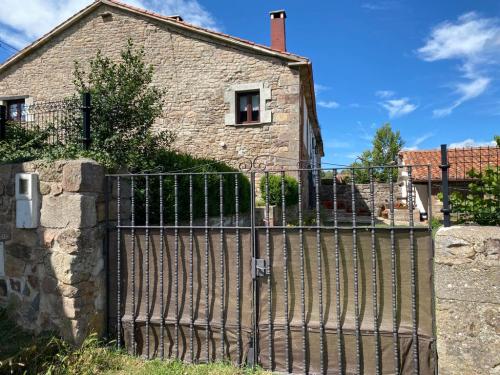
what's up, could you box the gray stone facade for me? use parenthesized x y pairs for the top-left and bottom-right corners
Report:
(0, 160), (106, 344)
(435, 226), (500, 375)
(0, 1), (322, 170)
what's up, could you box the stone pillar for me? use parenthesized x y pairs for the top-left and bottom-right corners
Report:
(0, 159), (106, 344)
(434, 226), (500, 375)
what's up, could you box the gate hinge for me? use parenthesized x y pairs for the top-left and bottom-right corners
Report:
(252, 258), (268, 279)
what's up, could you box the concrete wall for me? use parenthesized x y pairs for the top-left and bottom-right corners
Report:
(435, 226), (500, 375)
(0, 159), (106, 343)
(0, 3), (310, 169)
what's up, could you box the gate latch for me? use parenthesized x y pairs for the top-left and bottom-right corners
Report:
(252, 258), (268, 279)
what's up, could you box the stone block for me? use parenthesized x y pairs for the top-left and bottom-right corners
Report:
(62, 160), (104, 193)
(437, 300), (500, 375)
(41, 194), (97, 228)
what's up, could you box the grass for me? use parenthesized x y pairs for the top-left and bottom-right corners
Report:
(0, 309), (270, 375)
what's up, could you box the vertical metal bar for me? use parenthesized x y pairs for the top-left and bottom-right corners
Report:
(250, 171), (258, 368)
(82, 92), (91, 150)
(174, 175), (179, 358)
(116, 176), (122, 348)
(0, 105), (6, 140)
(235, 174), (242, 364)
(131, 177), (136, 355)
(104, 176), (110, 341)
(281, 171), (290, 373)
(407, 167), (420, 374)
(265, 172), (273, 369)
(145, 176), (150, 358)
(219, 175), (225, 360)
(298, 172), (307, 374)
(333, 169), (344, 374)
(315, 170), (325, 374)
(440, 144), (451, 227)
(351, 169), (361, 374)
(427, 166), (433, 230)
(389, 172), (400, 373)
(369, 169), (381, 375)
(159, 176), (164, 359)
(189, 175), (194, 362)
(204, 174), (210, 362)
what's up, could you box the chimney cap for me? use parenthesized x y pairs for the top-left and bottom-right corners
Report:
(170, 15), (184, 21)
(270, 10), (287, 18)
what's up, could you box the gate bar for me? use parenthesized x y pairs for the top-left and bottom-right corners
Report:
(351, 170), (362, 374)
(370, 169), (381, 375)
(298, 174), (308, 374)
(333, 169), (344, 374)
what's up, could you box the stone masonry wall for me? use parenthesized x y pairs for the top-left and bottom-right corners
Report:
(0, 159), (106, 344)
(435, 226), (500, 375)
(0, 3), (304, 170)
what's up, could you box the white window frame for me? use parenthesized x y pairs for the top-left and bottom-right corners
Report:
(224, 82), (271, 126)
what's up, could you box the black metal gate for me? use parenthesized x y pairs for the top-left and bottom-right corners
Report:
(105, 161), (437, 374)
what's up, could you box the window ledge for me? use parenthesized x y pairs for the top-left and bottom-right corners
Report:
(226, 122), (271, 127)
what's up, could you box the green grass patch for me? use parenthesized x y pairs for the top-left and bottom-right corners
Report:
(0, 309), (270, 375)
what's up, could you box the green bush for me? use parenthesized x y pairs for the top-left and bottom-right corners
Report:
(133, 151), (251, 224)
(259, 174), (299, 207)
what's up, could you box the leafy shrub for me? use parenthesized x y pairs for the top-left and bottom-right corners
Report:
(259, 174), (299, 206)
(446, 167), (499, 225)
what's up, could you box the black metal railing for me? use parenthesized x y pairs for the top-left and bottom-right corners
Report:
(440, 143), (499, 226)
(0, 93), (91, 150)
(105, 164), (437, 374)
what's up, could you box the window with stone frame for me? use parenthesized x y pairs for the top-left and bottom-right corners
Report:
(236, 91), (260, 124)
(6, 98), (26, 122)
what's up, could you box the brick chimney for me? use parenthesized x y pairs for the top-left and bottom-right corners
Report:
(270, 10), (287, 52)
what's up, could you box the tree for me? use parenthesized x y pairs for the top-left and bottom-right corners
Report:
(73, 39), (175, 170)
(350, 123), (404, 183)
(495, 135), (500, 147)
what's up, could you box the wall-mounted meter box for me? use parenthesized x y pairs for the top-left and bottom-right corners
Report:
(15, 173), (39, 229)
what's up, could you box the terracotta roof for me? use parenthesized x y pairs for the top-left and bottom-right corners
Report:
(399, 147), (500, 182)
(0, 0), (308, 73)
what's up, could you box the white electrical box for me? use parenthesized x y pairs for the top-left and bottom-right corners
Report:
(15, 173), (39, 229)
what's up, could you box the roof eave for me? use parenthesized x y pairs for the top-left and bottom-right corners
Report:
(0, 0), (308, 74)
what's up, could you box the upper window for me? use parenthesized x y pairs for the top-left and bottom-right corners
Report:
(236, 91), (260, 124)
(6, 99), (26, 122)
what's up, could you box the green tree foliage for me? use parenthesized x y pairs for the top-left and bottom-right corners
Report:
(73, 39), (175, 171)
(350, 123), (404, 183)
(260, 174), (299, 206)
(447, 167), (499, 225)
(495, 135), (500, 147)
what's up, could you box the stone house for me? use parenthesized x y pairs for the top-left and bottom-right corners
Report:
(0, 0), (323, 171)
(398, 147), (499, 220)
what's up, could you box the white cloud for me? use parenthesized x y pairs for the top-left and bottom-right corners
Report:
(362, 1), (399, 11)
(381, 97), (417, 118)
(0, 0), (220, 50)
(448, 138), (496, 148)
(418, 12), (500, 116)
(325, 140), (351, 149)
(314, 84), (330, 94)
(403, 132), (434, 150)
(318, 100), (340, 109)
(375, 90), (395, 99)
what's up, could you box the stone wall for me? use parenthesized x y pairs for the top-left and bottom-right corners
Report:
(435, 226), (500, 375)
(0, 3), (311, 170)
(320, 181), (392, 215)
(0, 159), (106, 344)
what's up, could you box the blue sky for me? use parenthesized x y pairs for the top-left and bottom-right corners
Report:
(1, 0), (499, 166)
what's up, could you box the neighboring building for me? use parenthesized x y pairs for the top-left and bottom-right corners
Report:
(399, 147), (499, 219)
(0, 0), (323, 171)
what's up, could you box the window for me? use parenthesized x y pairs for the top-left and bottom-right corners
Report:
(236, 91), (260, 124)
(6, 99), (26, 122)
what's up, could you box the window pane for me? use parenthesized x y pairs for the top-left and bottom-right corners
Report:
(238, 95), (248, 123)
(251, 94), (259, 121)
(8, 105), (18, 120)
